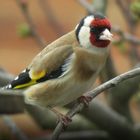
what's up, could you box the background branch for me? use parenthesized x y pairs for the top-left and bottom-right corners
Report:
(107, 73), (140, 122)
(78, 0), (107, 14)
(34, 130), (110, 140)
(0, 90), (24, 114)
(115, 0), (136, 27)
(81, 99), (140, 140)
(112, 26), (140, 46)
(38, 0), (65, 36)
(0, 88), (26, 139)
(77, 0), (95, 14)
(115, 0), (139, 63)
(16, 0), (46, 47)
(3, 116), (29, 140)
(0, 68), (14, 87)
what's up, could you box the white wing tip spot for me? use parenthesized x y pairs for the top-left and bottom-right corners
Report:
(8, 84), (12, 89)
(22, 69), (26, 73)
(14, 76), (19, 80)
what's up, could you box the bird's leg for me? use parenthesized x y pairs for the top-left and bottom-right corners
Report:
(78, 95), (92, 107)
(50, 108), (72, 126)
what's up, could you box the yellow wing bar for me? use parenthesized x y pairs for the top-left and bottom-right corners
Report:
(14, 80), (36, 89)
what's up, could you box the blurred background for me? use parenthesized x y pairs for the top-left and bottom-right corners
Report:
(0, 0), (140, 140)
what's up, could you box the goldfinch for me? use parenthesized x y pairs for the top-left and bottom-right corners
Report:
(5, 13), (112, 108)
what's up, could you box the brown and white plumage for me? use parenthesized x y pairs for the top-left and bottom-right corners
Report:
(5, 13), (113, 108)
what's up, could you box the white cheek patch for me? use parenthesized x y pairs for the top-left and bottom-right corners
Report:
(78, 26), (92, 48)
(84, 15), (94, 26)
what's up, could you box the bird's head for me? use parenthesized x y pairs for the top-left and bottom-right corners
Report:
(75, 13), (113, 49)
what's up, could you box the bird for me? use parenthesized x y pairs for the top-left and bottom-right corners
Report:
(4, 13), (113, 123)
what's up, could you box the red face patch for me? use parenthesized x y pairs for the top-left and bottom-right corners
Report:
(90, 18), (111, 29)
(89, 18), (111, 48)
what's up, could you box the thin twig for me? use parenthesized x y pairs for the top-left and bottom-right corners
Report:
(112, 25), (140, 66)
(77, 0), (107, 14)
(0, 70), (14, 87)
(38, 0), (65, 36)
(16, 0), (46, 47)
(77, 0), (95, 13)
(3, 116), (29, 140)
(33, 130), (109, 140)
(115, 0), (139, 62)
(115, 0), (135, 27)
(112, 26), (140, 46)
(51, 67), (140, 140)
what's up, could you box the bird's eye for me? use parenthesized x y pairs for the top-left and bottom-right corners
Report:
(90, 27), (96, 32)
(97, 27), (105, 33)
(90, 26), (105, 34)
(91, 26), (110, 34)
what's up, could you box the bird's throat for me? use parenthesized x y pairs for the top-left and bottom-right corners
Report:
(90, 34), (110, 48)
(93, 40), (110, 48)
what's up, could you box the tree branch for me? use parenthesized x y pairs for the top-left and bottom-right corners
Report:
(81, 99), (140, 140)
(16, 0), (46, 47)
(78, 0), (107, 14)
(51, 67), (140, 140)
(0, 89), (27, 140)
(0, 90), (24, 114)
(0, 68), (14, 87)
(3, 116), (29, 140)
(115, 0), (139, 63)
(38, 0), (65, 36)
(34, 130), (110, 140)
(115, 0), (136, 27)
(77, 0), (95, 14)
(112, 26), (140, 46)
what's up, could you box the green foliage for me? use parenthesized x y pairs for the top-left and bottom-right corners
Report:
(131, 1), (140, 21)
(17, 23), (32, 38)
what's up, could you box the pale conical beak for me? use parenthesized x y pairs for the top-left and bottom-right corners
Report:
(99, 29), (113, 41)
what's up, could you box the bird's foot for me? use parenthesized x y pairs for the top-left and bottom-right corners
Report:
(50, 108), (72, 127)
(57, 114), (72, 127)
(78, 95), (92, 107)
